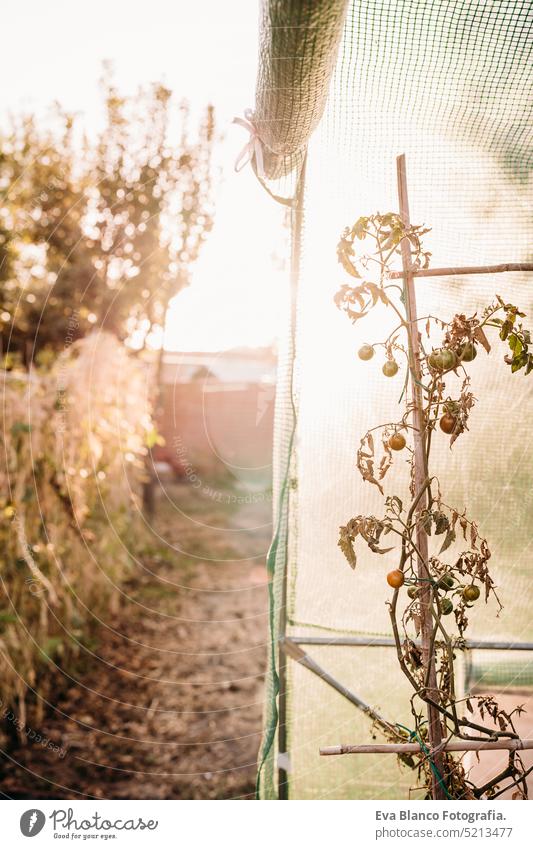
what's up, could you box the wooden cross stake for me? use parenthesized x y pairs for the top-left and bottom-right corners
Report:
(396, 154), (446, 799)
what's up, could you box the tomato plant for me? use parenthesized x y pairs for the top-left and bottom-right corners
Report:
(335, 212), (532, 799)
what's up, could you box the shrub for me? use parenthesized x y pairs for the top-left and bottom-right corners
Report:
(0, 332), (151, 732)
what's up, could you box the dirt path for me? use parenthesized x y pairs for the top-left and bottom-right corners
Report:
(0, 482), (271, 799)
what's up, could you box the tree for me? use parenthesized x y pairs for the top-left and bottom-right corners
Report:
(0, 72), (215, 364)
(0, 109), (93, 363)
(90, 71), (215, 348)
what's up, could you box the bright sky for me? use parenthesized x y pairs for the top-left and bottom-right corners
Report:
(1, 0), (287, 351)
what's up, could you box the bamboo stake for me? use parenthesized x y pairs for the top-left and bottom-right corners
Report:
(286, 635), (533, 650)
(321, 740), (533, 756)
(283, 639), (394, 734)
(396, 154), (446, 800)
(388, 262), (533, 279)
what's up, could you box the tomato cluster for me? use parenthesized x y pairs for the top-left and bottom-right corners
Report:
(358, 344), (400, 378)
(392, 570), (482, 618)
(427, 341), (477, 373)
(357, 340), (480, 442)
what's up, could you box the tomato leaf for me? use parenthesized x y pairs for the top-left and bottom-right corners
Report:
(439, 528), (456, 554)
(473, 325), (491, 353)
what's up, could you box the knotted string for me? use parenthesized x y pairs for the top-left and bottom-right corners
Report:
(232, 109), (265, 179)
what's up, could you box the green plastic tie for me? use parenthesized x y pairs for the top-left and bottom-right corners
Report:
(396, 723), (453, 799)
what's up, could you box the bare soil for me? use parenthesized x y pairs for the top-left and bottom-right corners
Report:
(0, 481), (271, 799)
(3, 481), (531, 801)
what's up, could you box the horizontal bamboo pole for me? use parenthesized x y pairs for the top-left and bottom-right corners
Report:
(286, 635), (533, 651)
(282, 637), (392, 732)
(388, 262), (533, 280)
(321, 739), (533, 756)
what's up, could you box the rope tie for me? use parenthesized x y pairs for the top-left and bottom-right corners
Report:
(232, 109), (266, 179)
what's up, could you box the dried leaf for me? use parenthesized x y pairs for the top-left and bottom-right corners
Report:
(433, 511), (450, 535)
(337, 243), (361, 278)
(370, 544), (395, 555)
(474, 325), (491, 353)
(338, 526), (357, 569)
(439, 528), (456, 554)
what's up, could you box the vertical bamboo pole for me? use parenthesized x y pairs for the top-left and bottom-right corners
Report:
(396, 154), (446, 799)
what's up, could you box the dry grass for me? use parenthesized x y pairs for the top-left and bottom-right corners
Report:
(0, 333), (151, 735)
(0, 481), (271, 800)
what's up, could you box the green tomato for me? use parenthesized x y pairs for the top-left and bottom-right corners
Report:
(440, 349), (458, 370)
(459, 342), (477, 362)
(437, 573), (455, 591)
(428, 348), (458, 371)
(407, 586), (419, 600)
(428, 350), (443, 370)
(358, 344), (374, 361)
(439, 598), (454, 616)
(382, 360), (399, 377)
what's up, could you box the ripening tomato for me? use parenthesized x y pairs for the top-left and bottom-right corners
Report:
(389, 432), (406, 451)
(440, 413), (457, 434)
(382, 360), (399, 377)
(358, 344), (374, 361)
(463, 584), (481, 602)
(387, 569), (405, 588)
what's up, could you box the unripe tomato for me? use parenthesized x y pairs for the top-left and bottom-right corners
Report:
(428, 350), (443, 370)
(388, 432), (406, 451)
(437, 573), (455, 590)
(387, 569), (404, 588)
(463, 584), (480, 602)
(440, 349), (458, 370)
(439, 598), (454, 615)
(382, 360), (399, 377)
(358, 344), (374, 361)
(439, 413), (457, 434)
(459, 342), (477, 362)
(407, 586), (419, 599)
(428, 348), (458, 371)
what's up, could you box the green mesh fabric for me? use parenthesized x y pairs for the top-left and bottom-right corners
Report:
(469, 653), (533, 689)
(254, 0), (348, 182)
(257, 0), (533, 799)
